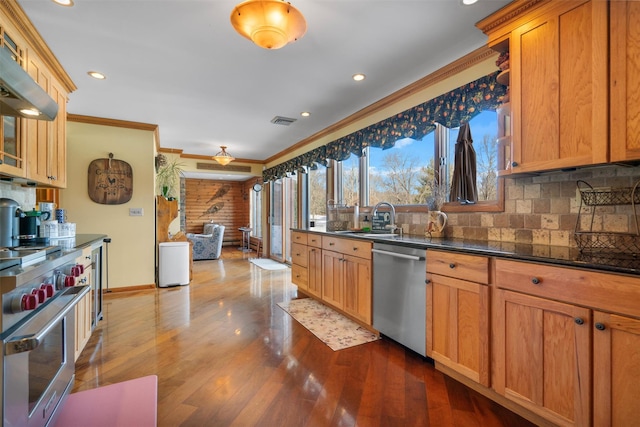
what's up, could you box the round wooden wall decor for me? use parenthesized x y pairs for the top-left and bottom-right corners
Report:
(88, 154), (133, 204)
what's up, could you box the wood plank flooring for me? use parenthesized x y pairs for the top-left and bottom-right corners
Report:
(74, 248), (536, 427)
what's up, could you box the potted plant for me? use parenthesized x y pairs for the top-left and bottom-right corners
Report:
(155, 154), (184, 200)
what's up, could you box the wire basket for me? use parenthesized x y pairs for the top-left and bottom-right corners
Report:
(326, 200), (349, 231)
(574, 180), (640, 254)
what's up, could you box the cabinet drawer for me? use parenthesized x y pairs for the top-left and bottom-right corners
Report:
(292, 231), (308, 245)
(307, 234), (322, 248)
(291, 264), (308, 288)
(426, 250), (489, 284)
(291, 243), (308, 267)
(322, 236), (371, 260)
(495, 259), (640, 318)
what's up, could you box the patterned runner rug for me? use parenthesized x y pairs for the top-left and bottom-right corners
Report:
(277, 298), (379, 351)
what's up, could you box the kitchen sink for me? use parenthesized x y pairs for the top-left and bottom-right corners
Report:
(358, 233), (399, 238)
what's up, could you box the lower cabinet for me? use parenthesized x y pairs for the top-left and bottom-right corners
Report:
(342, 254), (372, 325)
(494, 258), (640, 427)
(426, 250), (490, 386)
(321, 250), (344, 310)
(492, 288), (591, 427)
(593, 311), (640, 426)
(306, 246), (322, 298)
(74, 247), (93, 361)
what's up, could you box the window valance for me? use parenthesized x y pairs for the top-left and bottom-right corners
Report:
(263, 71), (506, 182)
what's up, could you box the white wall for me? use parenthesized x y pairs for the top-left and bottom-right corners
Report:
(62, 121), (156, 289)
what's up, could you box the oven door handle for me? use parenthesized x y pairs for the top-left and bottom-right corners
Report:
(5, 286), (90, 355)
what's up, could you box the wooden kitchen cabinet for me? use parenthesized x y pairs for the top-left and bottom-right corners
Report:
(25, 53), (68, 187)
(74, 246), (93, 361)
(610, 0), (640, 162)
(320, 236), (373, 325)
(306, 245), (322, 298)
(493, 287), (591, 427)
(291, 241), (308, 292)
(494, 258), (640, 427)
(593, 311), (640, 426)
(290, 231), (323, 299)
(426, 250), (490, 386)
(478, 0), (608, 174)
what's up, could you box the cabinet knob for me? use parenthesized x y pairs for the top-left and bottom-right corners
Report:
(352, 247), (358, 251)
(449, 263), (455, 269)
(329, 242), (335, 246)
(511, 161), (518, 167)
(595, 323), (606, 331)
(531, 277), (540, 285)
(574, 317), (584, 325)
(425, 279), (430, 284)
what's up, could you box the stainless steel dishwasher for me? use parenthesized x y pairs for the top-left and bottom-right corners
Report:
(372, 242), (427, 356)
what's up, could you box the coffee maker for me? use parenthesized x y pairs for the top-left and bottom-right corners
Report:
(0, 198), (20, 248)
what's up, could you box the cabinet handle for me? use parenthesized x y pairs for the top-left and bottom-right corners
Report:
(512, 161), (518, 167)
(425, 279), (430, 284)
(353, 247), (358, 251)
(595, 323), (606, 331)
(531, 277), (540, 285)
(295, 253), (300, 256)
(574, 317), (584, 325)
(329, 242), (335, 246)
(449, 263), (455, 269)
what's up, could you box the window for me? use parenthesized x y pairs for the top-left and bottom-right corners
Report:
(340, 109), (501, 212)
(250, 186), (262, 238)
(308, 164), (327, 229)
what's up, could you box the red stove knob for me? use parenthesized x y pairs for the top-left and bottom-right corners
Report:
(40, 283), (55, 298)
(22, 294), (38, 311)
(31, 288), (46, 304)
(64, 275), (75, 287)
(78, 264), (85, 274)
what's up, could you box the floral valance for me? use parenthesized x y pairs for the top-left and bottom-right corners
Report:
(263, 71), (507, 182)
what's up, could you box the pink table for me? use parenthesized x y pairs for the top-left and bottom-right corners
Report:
(53, 375), (158, 427)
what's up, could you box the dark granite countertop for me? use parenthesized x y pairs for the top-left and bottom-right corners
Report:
(293, 228), (640, 276)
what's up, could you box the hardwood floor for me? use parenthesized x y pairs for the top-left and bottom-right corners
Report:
(74, 248), (536, 427)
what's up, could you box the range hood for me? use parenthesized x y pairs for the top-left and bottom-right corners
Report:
(0, 48), (58, 121)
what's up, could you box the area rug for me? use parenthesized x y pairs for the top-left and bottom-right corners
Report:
(277, 298), (379, 351)
(249, 258), (290, 270)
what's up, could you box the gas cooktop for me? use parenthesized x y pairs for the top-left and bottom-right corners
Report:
(0, 246), (61, 270)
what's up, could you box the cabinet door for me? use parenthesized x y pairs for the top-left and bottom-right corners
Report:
(322, 250), (343, 309)
(342, 254), (372, 325)
(48, 79), (67, 188)
(307, 246), (322, 298)
(427, 273), (489, 386)
(593, 311), (640, 427)
(25, 54), (51, 184)
(493, 289), (591, 427)
(610, 0), (640, 162)
(510, 0), (607, 173)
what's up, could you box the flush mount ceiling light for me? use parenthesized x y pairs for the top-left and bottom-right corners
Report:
(87, 71), (106, 80)
(352, 73), (366, 82)
(213, 146), (235, 166)
(462, 0), (478, 5)
(52, 0), (74, 6)
(230, 0), (307, 50)
(300, 111), (310, 117)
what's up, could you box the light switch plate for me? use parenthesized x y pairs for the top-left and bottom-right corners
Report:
(129, 208), (144, 216)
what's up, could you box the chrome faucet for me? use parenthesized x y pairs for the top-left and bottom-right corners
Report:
(372, 201), (396, 232)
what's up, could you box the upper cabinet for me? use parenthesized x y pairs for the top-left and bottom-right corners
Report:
(0, 1), (75, 187)
(610, 0), (640, 162)
(478, 0), (609, 175)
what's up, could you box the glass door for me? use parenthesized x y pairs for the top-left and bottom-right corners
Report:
(269, 176), (298, 263)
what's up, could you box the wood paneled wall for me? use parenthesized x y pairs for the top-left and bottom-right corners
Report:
(184, 179), (250, 246)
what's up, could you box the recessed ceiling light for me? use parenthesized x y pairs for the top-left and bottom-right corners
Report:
(352, 73), (366, 82)
(462, 0), (478, 5)
(52, 0), (74, 6)
(87, 71), (106, 80)
(300, 112), (310, 117)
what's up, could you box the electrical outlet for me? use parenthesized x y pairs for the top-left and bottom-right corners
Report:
(129, 208), (144, 216)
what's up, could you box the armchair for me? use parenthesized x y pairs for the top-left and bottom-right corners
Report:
(186, 224), (225, 260)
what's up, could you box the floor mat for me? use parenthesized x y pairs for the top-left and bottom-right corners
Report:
(249, 258), (290, 270)
(277, 298), (379, 351)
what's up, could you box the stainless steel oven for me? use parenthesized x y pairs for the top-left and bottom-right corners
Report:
(1, 249), (88, 427)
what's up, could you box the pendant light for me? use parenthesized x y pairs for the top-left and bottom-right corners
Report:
(213, 146), (235, 166)
(230, 0), (307, 50)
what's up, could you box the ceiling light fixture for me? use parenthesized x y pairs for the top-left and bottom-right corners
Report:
(462, 0), (478, 5)
(52, 0), (74, 6)
(230, 0), (307, 50)
(87, 71), (106, 80)
(352, 73), (366, 82)
(300, 111), (310, 117)
(213, 146), (235, 166)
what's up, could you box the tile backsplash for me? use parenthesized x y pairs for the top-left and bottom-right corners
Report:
(341, 164), (640, 248)
(0, 182), (36, 209)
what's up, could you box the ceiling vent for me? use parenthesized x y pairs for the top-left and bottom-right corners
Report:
(271, 116), (297, 126)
